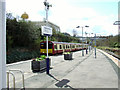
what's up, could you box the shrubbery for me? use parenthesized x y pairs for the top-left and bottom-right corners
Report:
(7, 49), (40, 64)
(6, 13), (81, 64)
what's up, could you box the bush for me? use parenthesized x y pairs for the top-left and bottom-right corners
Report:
(7, 49), (41, 64)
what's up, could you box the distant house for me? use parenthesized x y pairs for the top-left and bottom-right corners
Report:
(33, 21), (60, 33)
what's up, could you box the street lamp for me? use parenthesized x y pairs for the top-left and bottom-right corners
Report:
(76, 25), (89, 56)
(113, 21), (120, 25)
(91, 33), (96, 58)
(44, 0), (52, 21)
(85, 32), (88, 54)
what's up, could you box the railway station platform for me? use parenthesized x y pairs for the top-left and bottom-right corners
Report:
(6, 49), (120, 89)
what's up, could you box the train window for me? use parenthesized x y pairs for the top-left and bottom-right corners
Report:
(72, 45), (74, 48)
(66, 45), (67, 48)
(40, 43), (46, 49)
(40, 42), (52, 49)
(60, 45), (62, 49)
(54, 44), (57, 49)
(48, 43), (52, 49)
(68, 45), (69, 48)
(63, 45), (65, 49)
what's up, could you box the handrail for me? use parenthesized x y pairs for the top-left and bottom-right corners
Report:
(6, 71), (15, 90)
(6, 69), (25, 90)
(9, 69), (25, 89)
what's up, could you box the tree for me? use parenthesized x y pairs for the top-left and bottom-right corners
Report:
(96, 34), (120, 48)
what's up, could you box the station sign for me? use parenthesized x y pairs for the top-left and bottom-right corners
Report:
(41, 26), (52, 36)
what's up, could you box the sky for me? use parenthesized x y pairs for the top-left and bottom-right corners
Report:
(6, 0), (119, 37)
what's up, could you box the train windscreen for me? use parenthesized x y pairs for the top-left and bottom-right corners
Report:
(40, 42), (53, 49)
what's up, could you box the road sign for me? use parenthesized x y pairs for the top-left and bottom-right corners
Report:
(41, 26), (52, 36)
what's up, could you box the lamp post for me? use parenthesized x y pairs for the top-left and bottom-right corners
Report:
(91, 33), (96, 58)
(88, 33), (91, 52)
(113, 21), (120, 25)
(94, 34), (96, 58)
(113, 21), (120, 34)
(76, 25), (89, 56)
(85, 32), (88, 54)
(43, 0), (52, 74)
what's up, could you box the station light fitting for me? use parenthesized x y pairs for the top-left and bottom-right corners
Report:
(113, 21), (120, 25)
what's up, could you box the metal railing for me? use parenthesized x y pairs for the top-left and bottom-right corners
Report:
(7, 71), (15, 89)
(7, 69), (25, 90)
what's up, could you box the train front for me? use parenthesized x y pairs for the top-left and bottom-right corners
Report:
(40, 41), (53, 55)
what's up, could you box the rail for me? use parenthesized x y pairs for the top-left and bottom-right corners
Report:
(7, 69), (25, 90)
(6, 71), (15, 90)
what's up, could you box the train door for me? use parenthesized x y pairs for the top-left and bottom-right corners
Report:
(63, 44), (65, 53)
(53, 44), (57, 54)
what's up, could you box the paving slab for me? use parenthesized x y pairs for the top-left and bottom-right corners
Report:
(6, 49), (119, 89)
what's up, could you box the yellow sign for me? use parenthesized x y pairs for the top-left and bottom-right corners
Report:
(21, 12), (29, 19)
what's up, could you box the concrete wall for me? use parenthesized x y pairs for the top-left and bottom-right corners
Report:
(0, 0), (6, 89)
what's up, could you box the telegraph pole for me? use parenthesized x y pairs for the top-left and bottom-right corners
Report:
(95, 34), (96, 58)
(76, 25), (89, 56)
(81, 27), (84, 56)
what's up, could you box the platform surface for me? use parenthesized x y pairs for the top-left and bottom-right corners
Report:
(6, 49), (120, 89)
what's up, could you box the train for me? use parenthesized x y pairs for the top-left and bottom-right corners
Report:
(40, 41), (88, 55)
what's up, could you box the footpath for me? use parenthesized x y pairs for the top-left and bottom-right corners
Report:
(6, 49), (119, 89)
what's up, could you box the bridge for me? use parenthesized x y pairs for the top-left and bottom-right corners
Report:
(77, 36), (108, 40)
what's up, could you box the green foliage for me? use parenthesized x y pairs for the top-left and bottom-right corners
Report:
(7, 49), (40, 64)
(52, 32), (80, 43)
(7, 14), (40, 49)
(40, 55), (46, 59)
(6, 13), (81, 64)
(7, 13), (80, 50)
(35, 55), (47, 61)
(63, 52), (71, 54)
(35, 57), (41, 61)
(97, 46), (119, 54)
(97, 35), (120, 48)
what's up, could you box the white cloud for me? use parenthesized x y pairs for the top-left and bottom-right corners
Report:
(49, 3), (98, 32)
(49, 3), (118, 36)
(6, 0), (118, 36)
(6, 0), (44, 20)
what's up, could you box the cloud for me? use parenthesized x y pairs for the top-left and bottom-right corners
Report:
(49, 4), (117, 36)
(6, 0), (118, 36)
(6, 0), (44, 20)
(49, 3), (98, 31)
